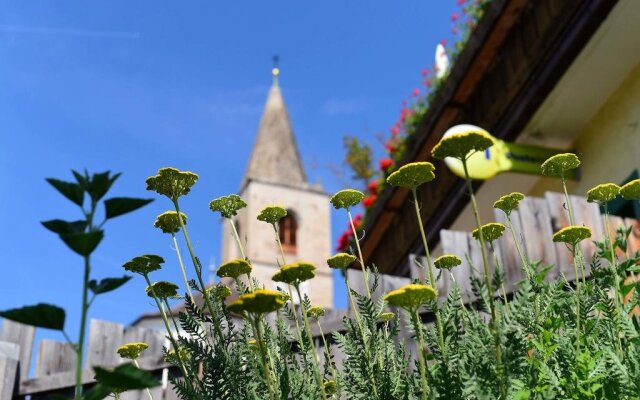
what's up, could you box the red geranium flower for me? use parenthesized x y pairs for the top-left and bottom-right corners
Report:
(440, 38), (447, 46)
(379, 158), (393, 171)
(412, 88), (420, 97)
(385, 139), (398, 153)
(457, 0), (465, 5)
(390, 125), (400, 136)
(421, 68), (428, 77)
(451, 12), (459, 21)
(363, 194), (377, 208)
(367, 180), (379, 194)
(452, 27), (459, 35)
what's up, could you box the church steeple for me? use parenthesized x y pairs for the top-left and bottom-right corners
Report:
(241, 61), (307, 189)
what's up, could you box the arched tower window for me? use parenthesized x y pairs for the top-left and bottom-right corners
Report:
(278, 211), (298, 253)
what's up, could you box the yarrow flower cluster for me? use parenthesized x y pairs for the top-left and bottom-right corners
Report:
(541, 153), (580, 178)
(552, 226), (592, 246)
(153, 211), (187, 234)
(217, 259), (252, 279)
(587, 183), (620, 204)
(272, 261), (316, 286)
(330, 189), (365, 210)
(434, 254), (462, 270)
(384, 283), (437, 311)
(227, 289), (285, 315)
(493, 192), (525, 215)
(386, 162), (436, 189)
(209, 194), (247, 219)
(145, 167), (198, 203)
(620, 179), (640, 200)
(327, 253), (357, 269)
(256, 205), (287, 225)
(431, 130), (494, 161)
(472, 222), (506, 243)
(123, 255), (164, 275)
(146, 281), (179, 299)
(117, 342), (148, 360)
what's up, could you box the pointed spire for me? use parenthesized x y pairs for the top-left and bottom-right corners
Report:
(241, 60), (307, 190)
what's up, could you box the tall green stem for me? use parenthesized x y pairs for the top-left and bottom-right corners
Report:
(295, 285), (328, 400)
(462, 159), (506, 399)
(173, 201), (223, 343)
(171, 233), (196, 305)
(347, 209), (371, 298)
(570, 245), (581, 354)
(411, 187), (447, 361)
(74, 256), (90, 399)
(133, 359), (154, 400)
(603, 206), (623, 356)
(144, 275), (193, 391)
(252, 316), (278, 400)
(561, 176), (575, 226)
(411, 310), (430, 400)
(506, 214), (531, 282)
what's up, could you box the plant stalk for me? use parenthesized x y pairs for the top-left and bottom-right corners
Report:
(411, 309), (430, 400)
(347, 209), (371, 298)
(74, 256), (90, 400)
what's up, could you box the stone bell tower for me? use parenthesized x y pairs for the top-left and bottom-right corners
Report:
(220, 62), (333, 308)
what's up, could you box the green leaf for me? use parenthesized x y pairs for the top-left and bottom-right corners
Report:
(72, 169), (89, 190)
(104, 197), (153, 220)
(89, 276), (132, 295)
(46, 178), (84, 207)
(41, 219), (87, 235)
(93, 363), (160, 390)
(0, 303), (65, 330)
(82, 384), (114, 400)
(88, 171), (121, 202)
(60, 230), (104, 256)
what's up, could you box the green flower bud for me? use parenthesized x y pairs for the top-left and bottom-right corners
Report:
(431, 130), (494, 160)
(145, 281), (179, 299)
(209, 194), (247, 219)
(493, 192), (525, 215)
(379, 312), (395, 322)
(257, 205), (287, 225)
(122, 254), (164, 275)
(145, 167), (198, 202)
(306, 306), (325, 319)
(434, 254), (462, 270)
(330, 189), (365, 210)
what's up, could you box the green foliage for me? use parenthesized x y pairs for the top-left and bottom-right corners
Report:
(343, 135), (375, 187)
(93, 363), (160, 391)
(88, 276), (132, 295)
(0, 303), (65, 330)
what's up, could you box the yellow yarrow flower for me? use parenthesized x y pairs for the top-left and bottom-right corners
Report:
(620, 179), (640, 200)
(541, 153), (580, 178)
(227, 289), (285, 314)
(386, 162), (436, 189)
(327, 253), (357, 269)
(145, 281), (179, 299)
(117, 342), (148, 360)
(587, 183), (620, 204)
(306, 306), (325, 319)
(472, 222), (506, 243)
(217, 259), (252, 279)
(272, 261), (316, 285)
(384, 283), (437, 311)
(379, 312), (395, 322)
(552, 226), (592, 246)
(153, 211), (187, 234)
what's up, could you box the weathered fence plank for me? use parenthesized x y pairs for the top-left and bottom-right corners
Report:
(0, 341), (20, 400)
(86, 319), (125, 368)
(494, 209), (526, 292)
(1, 319), (35, 380)
(36, 339), (76, 377)
(522, 196), (562, 278)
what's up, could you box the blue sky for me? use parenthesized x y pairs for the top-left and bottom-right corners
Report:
(0, 1), (457, 352)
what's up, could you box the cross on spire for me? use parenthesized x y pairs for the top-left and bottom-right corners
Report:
(272, 54), (280, 86)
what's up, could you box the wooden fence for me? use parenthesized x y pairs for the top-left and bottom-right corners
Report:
(1, 191), (638, 399)
(0, 318), (177, 400)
